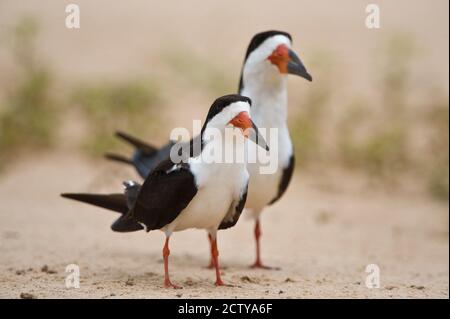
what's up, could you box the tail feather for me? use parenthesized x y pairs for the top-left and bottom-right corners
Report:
(115, 131), (158, 155)
(61, 193), (144, 232)
(61, 193), (127, 214)
(104, 153), (133, 165)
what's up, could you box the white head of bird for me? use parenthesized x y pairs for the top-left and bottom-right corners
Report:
(241, 31), (312, 92)
(240, 31), (312, 130)
(187, 95), (266, 165)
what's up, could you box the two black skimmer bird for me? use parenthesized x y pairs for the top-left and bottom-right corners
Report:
(106, 30), (312, 269)
(62, 94), (269, 287)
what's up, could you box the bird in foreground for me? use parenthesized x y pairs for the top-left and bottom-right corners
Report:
(106, 30), (312, 269)
(62, 94), (269, 288)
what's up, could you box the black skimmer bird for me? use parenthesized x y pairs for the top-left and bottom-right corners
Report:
(106, 30), (312, 269)
(62, 94), (269, 287)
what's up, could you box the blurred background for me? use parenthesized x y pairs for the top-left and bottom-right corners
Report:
(0, 0), (448, 199)
(0, 0), (448, 298)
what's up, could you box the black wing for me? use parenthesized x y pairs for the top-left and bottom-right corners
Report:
(133, 135), (203, 177)
(219, 183), (248, 230)
(128, 159), (198, 231)
(131, 141), (175, 178)
(115, 131), (159, 155)
(107, 131), (203, 179)
(269, 154), (295, 205)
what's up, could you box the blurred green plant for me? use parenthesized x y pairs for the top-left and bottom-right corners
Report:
(0, 17), (56, 170)
(336, 34), (415, 178)
(291, 87), (330, 166)
(73, 80), (161, 155)
(162, 46), (234, 97)
(291, 33), (449, 201)
(0, 23), (447, 203)
(423, 101), (449, 200)
(338, 121), (410, 178)
(380, 32), (416, 115)
(290, 49), (333, 166)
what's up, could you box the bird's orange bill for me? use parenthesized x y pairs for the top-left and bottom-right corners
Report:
(229, 111), (269, 151)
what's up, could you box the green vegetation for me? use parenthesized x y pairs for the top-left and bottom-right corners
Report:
(337, 34), (415, 178)
(0, 17), (162, 167)
(73, 80), (161, 155)
(423, 102), (449, 200)
(0, 20), (447, 201)
(291, 81), (330, 166)
(290, 49), (333, 166)
(162, 46), (235, 97)
(0, 17), (56, 170)
(290, 34), (448, 200)
(338, 122), (410, 178)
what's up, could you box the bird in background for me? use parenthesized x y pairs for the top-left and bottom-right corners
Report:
(106, 30), (312, 269)
(62, 94), (269, 288)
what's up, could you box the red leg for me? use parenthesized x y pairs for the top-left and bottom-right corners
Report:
(250, 219), (279, 270)
(210, 236), (225, 286)
(163, 237), (182, 289)
(206, 233), (214, 269)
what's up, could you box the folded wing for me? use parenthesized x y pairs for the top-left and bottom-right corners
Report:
(128, 159), (198, 231)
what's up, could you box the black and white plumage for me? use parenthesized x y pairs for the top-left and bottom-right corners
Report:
(236, 30), (311, 268)
(105, 31), (312, 269)
(62, 94), (268, 287)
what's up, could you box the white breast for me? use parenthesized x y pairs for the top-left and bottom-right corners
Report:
(245, 125), (292, 214)
(166, 139), (249, 233)
(241, 80), (293, 215)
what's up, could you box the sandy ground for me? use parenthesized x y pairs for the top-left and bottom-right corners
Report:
(0, 0), (448, 299)
(0, 152), (447, 299)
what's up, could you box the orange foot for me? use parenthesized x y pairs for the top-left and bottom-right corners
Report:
(164, 280), (183, 289)
(250, 261), (281, 270)
(215, 278), (225, 286)
(215, 279), (234, 287)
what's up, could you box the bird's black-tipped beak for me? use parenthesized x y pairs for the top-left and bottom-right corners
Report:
(250, 120), (269, 152)
(287, 49), (312, 82)
(229, 111), (269, 151)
